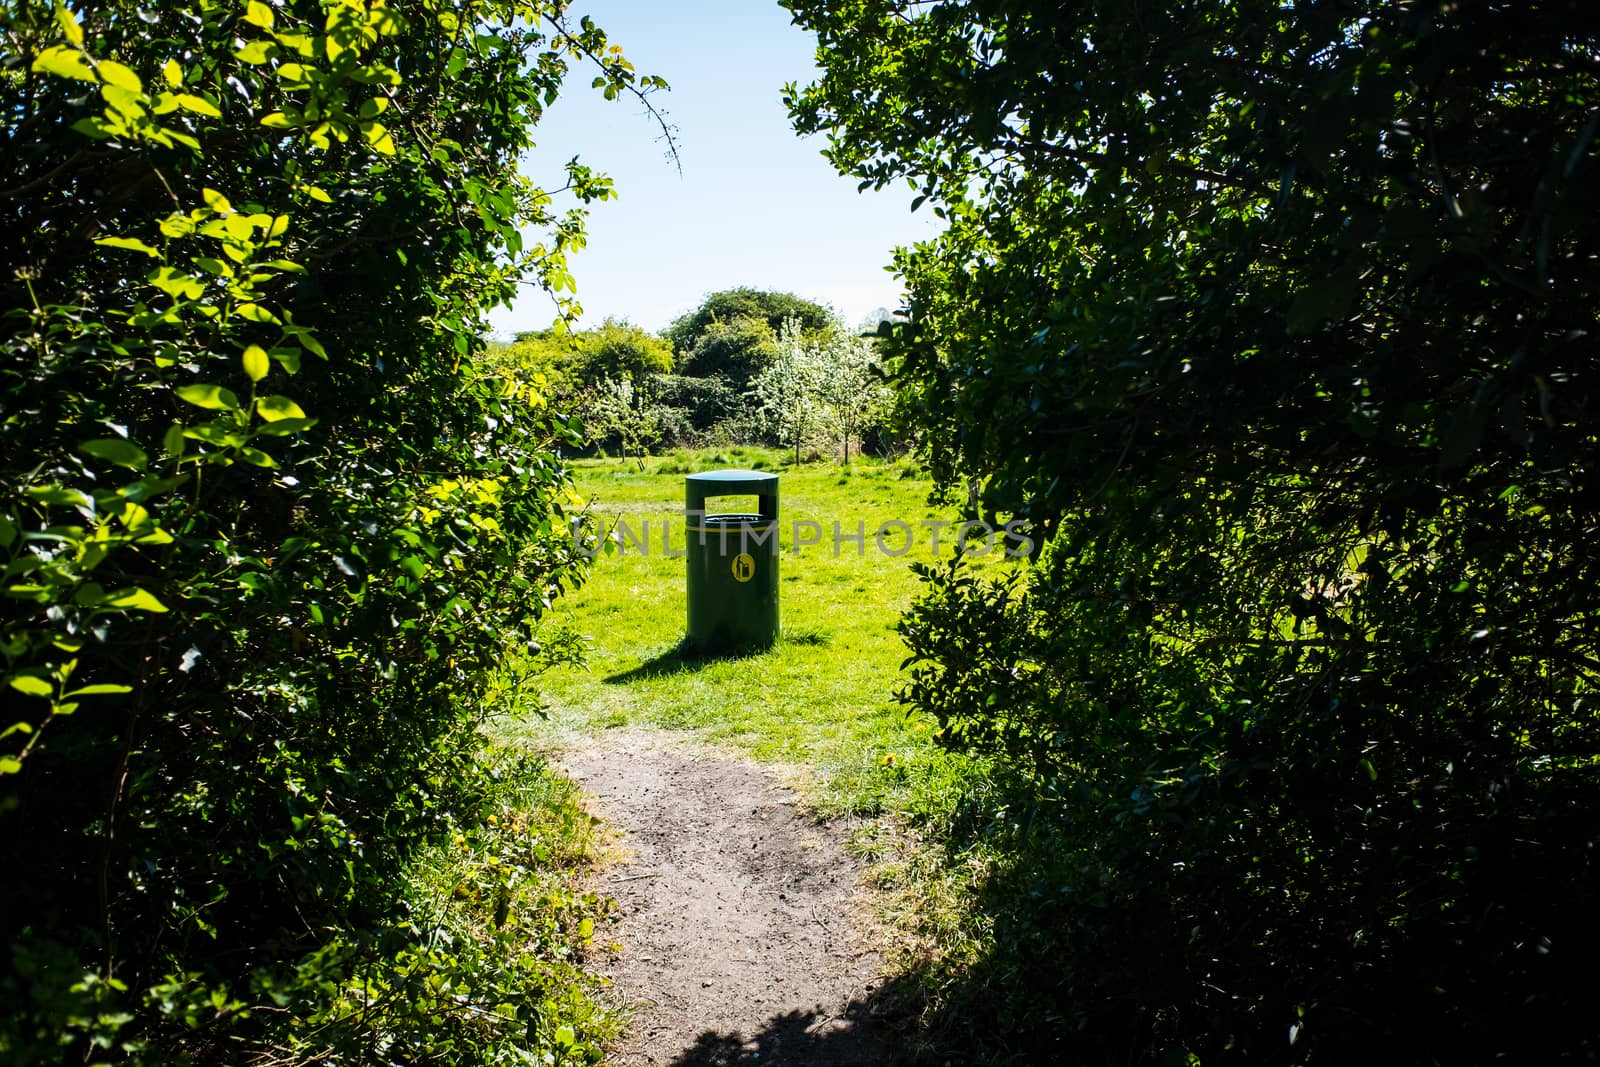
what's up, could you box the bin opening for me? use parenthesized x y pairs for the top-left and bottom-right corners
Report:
(700, 494), (761, 517)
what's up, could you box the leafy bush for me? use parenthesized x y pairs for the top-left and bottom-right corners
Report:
(0, 0), (657, 1060)
(663, 287), (833, 356)
(652, 373), (742, 435)
(493, 318), (672, 398)
(576, 317), (673, 383)
(792, 0), (1600, 1060)
(573, 375), (662, 460)
(486, 329), (584, 396)
(673, 314), (779, 391)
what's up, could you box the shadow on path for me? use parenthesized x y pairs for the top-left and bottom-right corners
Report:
(665, 1001), (890, 1067)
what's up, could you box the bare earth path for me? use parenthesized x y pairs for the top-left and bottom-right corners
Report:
(558, 730), (890, 1066)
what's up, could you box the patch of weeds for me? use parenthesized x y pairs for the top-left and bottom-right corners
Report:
(229, 747), (619, 1066)
(385, 746), (621, 1064)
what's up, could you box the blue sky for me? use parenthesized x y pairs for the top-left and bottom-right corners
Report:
(489, 0), (943, 338)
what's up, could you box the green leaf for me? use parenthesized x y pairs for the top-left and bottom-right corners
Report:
(269, 347), (302, 375)
(24, 485), (90, 507)
(256, 395), (307, 422)
(184, 423), (248, 447)
(8, 675), (53, 698)
(162, 58), (182, 87)
(361, 120), (396, 155)
(239, 447), (277, 468)
(243, 344), (270, 382)
(101, 84), (144, 119)
(162, 423), (187, 458)
(175, 93), (222, 118)
(176, 384), (241, 412)
(244, 0), (274, 29)
(70, 116), (113, 139)
(201, 187), (232, 214)
(299, 333), (328, 359)
(253, 416), (315, 436)
(98, 59), (142, 93)
(235, 40), (273, 64)
(65, 684), (134, 697)
(55, 3), (84, 46)
(0, 515), (15, 549)
(193, 256), (232, 277)
(79, 438), (149, 470)
(102, 587), (168, 613)
(235, 303), (280, 324)
(0, 756), (22, 775)
(95, 236), (160, 258)
(147, 266), (205, 300)
(32, 45), (96, 83)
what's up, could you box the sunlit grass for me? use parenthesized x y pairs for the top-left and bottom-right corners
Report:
(499, 446), (1012, 820)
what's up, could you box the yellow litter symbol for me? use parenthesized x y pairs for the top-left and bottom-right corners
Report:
(731, 552), (755, 583)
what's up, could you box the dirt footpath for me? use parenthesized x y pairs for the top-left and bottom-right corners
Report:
(559, 730), (889, 1066)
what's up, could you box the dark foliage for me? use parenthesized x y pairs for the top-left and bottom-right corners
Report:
(653, 373), (742, 434)
(790, 0), (1600, 1060)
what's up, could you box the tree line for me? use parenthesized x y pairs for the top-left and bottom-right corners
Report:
(489, 287), (896, 463)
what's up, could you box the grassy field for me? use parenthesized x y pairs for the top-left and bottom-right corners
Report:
(502, 445), (1010, 820)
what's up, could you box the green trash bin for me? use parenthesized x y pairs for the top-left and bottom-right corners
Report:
(685, 469), (779, 652)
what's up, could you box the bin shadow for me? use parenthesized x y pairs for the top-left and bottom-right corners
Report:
(602, 637), (775, 685)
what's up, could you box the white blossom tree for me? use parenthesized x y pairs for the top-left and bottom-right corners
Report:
(817, 328), (891, 462)
(750, 318), (831, 465)
(579, 375), (662, 465)
(751, 318), (891, 464)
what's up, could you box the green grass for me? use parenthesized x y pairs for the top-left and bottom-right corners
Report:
(501, 447), (1009, 820)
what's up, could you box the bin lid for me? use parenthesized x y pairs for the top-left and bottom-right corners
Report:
(685, 469), (778, 494)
